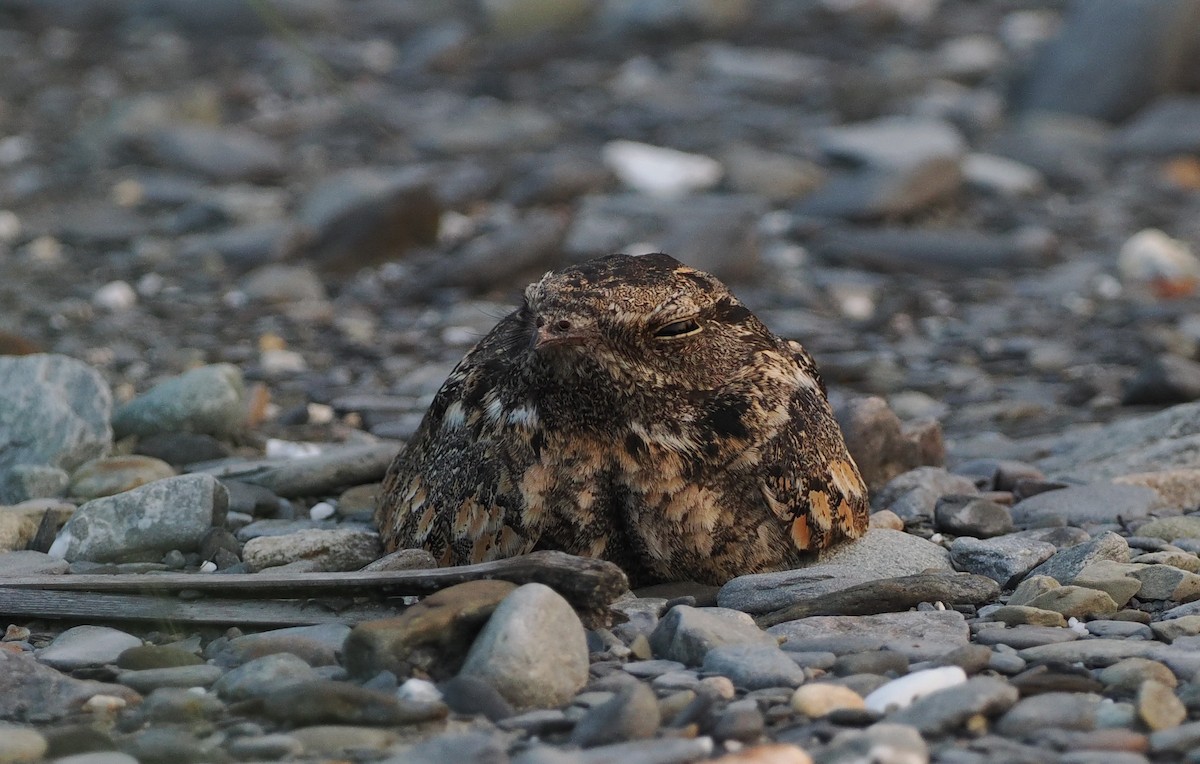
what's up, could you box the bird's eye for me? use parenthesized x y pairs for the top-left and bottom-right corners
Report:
(654, 318), (702, 338)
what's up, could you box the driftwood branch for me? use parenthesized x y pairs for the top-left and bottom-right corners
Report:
(0, 551), (630, 628)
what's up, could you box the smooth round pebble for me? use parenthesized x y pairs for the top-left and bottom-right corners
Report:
(790, 683), (866, 717)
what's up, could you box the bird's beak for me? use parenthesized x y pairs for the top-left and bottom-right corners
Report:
(531, 321), (590, 351)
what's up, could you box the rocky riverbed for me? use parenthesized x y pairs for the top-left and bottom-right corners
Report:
(5, 1), (1200, 762)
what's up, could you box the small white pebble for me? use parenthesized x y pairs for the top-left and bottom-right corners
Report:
(199, 560), (218, 573)
(260, 348), (307, 375)
(929, 533), (945, 544)
(265, 439), (323, 459)
(306, 402), (335, 425)
(1068, 617), (1089, 635)
(93, 280), (137, 311)
(309, 501), (336, 521)
(864, 666), (967, 713)
(83, 694), (127, 713)
(397, 677), (442, 704)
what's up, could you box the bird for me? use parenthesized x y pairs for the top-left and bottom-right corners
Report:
(375, 253), (869, 586)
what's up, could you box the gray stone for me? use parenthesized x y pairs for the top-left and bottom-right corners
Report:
(1010, 483), (1161, 527)
(974, 624), (1079, 649)
(950, 534), (1056, 585)
(717, 564), (877, 615)
(49, 473), (228, 562)
(0, 355), (112, 504)
(116, 665), (225, 693)
(212, 623), (350, 667)
(811, 226), (1055, 271)
(648, 605), (775, 666)
(3, 464), (70, 502)
(112, 364), (245, 440)
(870, 467), (979, 524)
(0, 550), (69, 575)
(460, 583), (589, 709)
(130, 125), (284, 182)
(935, 495), (1015, 538)
(38, 625), (142, 670)
(1026, 531), (1131, 583)
(242, 527), (382, 572)
(210, 442), (398, 498)
(212, 653), (317, 701)
(819, 116), (966, 169)
(768, 610), (969, 661)
(139, 686), (226, 723)
(0, 650), (140, 721)
(701, 644), (806, 690)
(569, 682), (660, 748)
(1130, 564), (1200, 601)
(1139, 515), (1200, 541)
(1124, 354), (1200, 406)
(887, 676), (1019, 735)
(995, 692), (1103, 735)
(1019, 639), (1161, 666)
(260, 679), (446, 726)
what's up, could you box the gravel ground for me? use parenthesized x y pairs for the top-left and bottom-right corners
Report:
(5, 1), (1200, 762)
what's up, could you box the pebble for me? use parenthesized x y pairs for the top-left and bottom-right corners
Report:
(460, 583), (590, 709)
(0, 723), (47, 763)
(887, 675), (1019, 735)
(211, 653), (318, 700)
(38, 625), (142, 670)
(116, 664), (224, 693)
(702, 644), (806, 689)
(570, 683), (660, 747)
(601, 141), (722, 198)
(869, 468), (979, 525)
(0, 651), (140, 721)
(210, 623), (349, 667)
(66, 455), (175, 499)
(790, 683), (865, 718)
(934, 495), (1014, 538)
(1023, 585), (1120, 619)
(1010, 484), (1161, 527)
(649, 605), (776, 666)
(949, 534), (1056, 585)
(770, 611), (970, 661)
(1026, 531), (1132, 584)
(1100, 658), (1178, 694)
(864, 666), (967, 713)
(1137, 680), (1186, 731)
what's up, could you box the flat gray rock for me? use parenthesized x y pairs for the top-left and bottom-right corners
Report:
(112, 363), (246, 440)
(887, 676), (1019, 735)
(767, 610), (970, 661)
(701, 643), (806, 689)
(1018, 639), (1161, 666)
(0, 354), (112, 504)
(721, 529), (958, 613)
(1009, 483), (1160, 526)
(1026, 531), (1131, 584)
(950, 534), (1057, 585)
(49, 473), (228, 562)
(39, 625), (142, 670)
(648, 605), (775, 666)
(0, 651), (140, 721)
(210, 442), (399, 498)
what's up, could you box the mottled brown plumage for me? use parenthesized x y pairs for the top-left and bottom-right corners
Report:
(376, 253), (868, 586)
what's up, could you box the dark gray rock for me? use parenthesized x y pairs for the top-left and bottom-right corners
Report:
(260, 679), (447, 726)
(212, 653), (318, 701)
(701, 644), (806, 689)
(570, 683), (660, 747)
(127, 125), (285, 182)
(0, 650), (140, 721)
(0, 355), (112, 503)
(768, 611), (970, 661)
(1123, 354), (1200, 405)
(870, 467), (979, 525)
(1114, 96), (1200, 156)
(210, 442), (398, 498)
(887, 676), (1019, 735)
(995, 691), (1103, 735)
(177, 222), (290, 271)
(935, 495), (1015, 538)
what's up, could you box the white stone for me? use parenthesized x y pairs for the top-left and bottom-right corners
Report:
(963, 153), (1044, 196)
(92, 280), (137, 312)
(864, 665), (967, 713)
(602, 140), (723, 198)
(1118, 228), (1200, 289)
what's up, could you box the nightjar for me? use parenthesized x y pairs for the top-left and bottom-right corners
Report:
(376, 253), (868, 586)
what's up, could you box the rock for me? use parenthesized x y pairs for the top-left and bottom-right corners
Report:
(67, 455), (175, 499)
(1023, 586), (1120, 619)
(211, 623), (350, 667)
(0, 724), (47, 763)
(343, 580), (517, 680)
(438, 674), (515, 721)
(134, 432), (230, 467)
(887, 676), (1019, 735)
(112, 364), (245, 440)
(213, 442), (398, 498)
(0, 650), (140, 721)
(360, 547), (438, 572)
(811, 225), (1056, 271)
(1100, 658), (1178, 694)
(1032, 401), (1200, 482)
(116, 665), (225, 693)
(1010, 483), (1161, 527)
(863, 666), (967, 714)
(996, 691), (1103, 735)
(0, 355), (112, 503)
(820, 723), (927, 764)
(1151, 615), (1200, 642)
(392, 731), (508, 764)
(138, 686), (225, 723)
(649, 605), (775, 665)
(1124, 355), (1200, 406)
(1115, 96), (1200, 157)
(720, 529), (951, 614)
(178, 222), (290, 271)
(38, 625), (142, 670)
(242, 527), (381, 572)
(790, 683), (865, 718)
(459, 583), (589, 709)
(1015, 0), (1200, 122)
(769, 610), (969, 661)
(128, 125), (284, 182)
(701, 644), (806, 690)
(834, 396), (943, 492)
(962, 153), (1045, 196)
(986, 606), (1067, 628)
(1129, 565), (1200, 601)
(0, 501), (72, 553)
(428, 208), (567, 293)
(0, 550), (70, 575)
(1138, 680), (1187, 731)
(601, 141), (722, 198)
(570, 683), (660, 747)
(1137, 515), (1200, 541)
(935, 495), (1014, 538)
(832, 651), (908, 677)
(1019, 639), (1161, 667)
(870, 467), (978, 525)
(950, 534), (1056, 585)
(1073, 561), (1145, 607)
(212, 653), (318, 701)
(286, 168), (440, 273)
(707, 744), (812, 764)
(414, 101), (560, 155)
(1026, 531), (1131, 583)
(49, 474), (227, 562)
(260, 679), (447, 726)
(563, 193), (764, 283)
(721, 143), (825, 201)
(2, 465), (70, 504)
